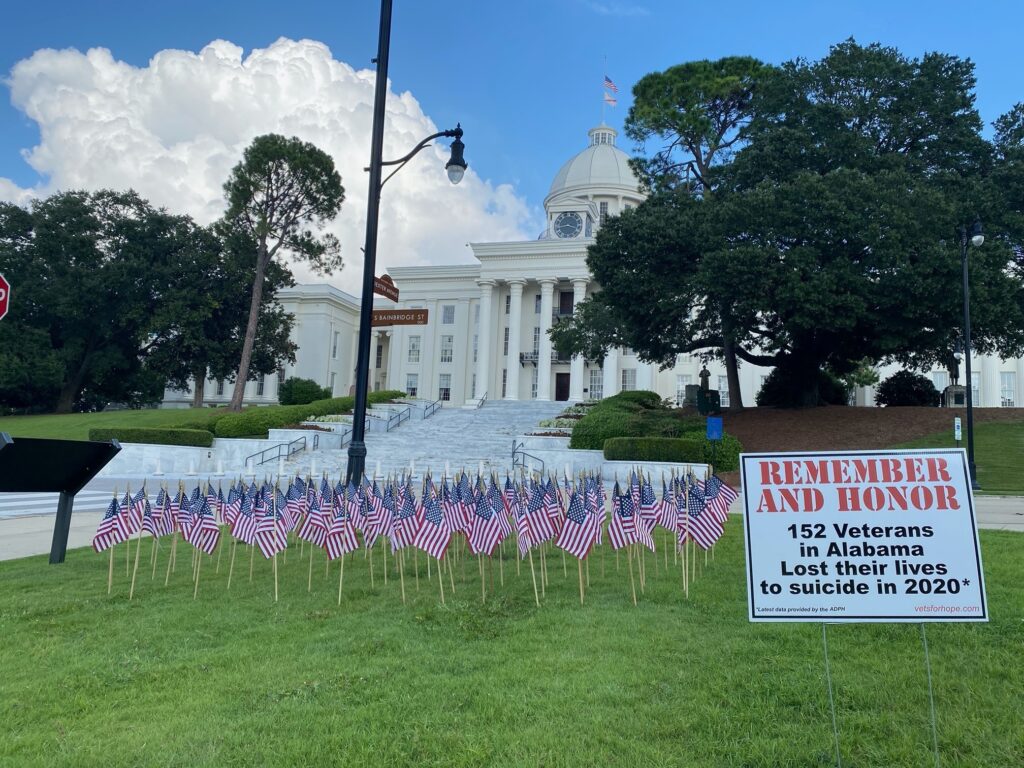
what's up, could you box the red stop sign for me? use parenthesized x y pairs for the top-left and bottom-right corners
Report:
(0, 273), (9, 320)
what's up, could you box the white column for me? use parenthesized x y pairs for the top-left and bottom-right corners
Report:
(474, 280), (495, 401)
(505, 279), (525, 400)
(981, 354), (1000, 407)
(567, 279), (588, 401)
(368, 331), (379, 393)
(537, 279), (556, 401)
(637, 360), (654, 392)
(602, 346), (619, 399)
(1016, 357), (1024, 407)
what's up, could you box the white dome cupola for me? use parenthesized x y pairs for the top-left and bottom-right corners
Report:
(541, 124), (645, 240)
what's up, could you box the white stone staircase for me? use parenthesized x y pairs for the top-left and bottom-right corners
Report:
(284, 399), (565, 479)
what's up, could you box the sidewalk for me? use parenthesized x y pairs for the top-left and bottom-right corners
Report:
(2, 494), (1020, 562)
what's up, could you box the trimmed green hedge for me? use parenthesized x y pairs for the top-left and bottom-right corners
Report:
(569, 391), (701, 449)
(213, 390), (405, 438)
(604, 437), (703, 462)
(88, 428), (214, 447)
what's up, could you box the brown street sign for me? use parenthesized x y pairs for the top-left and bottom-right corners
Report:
(373, 274), (399, 301)
(372, 308), (428, 327)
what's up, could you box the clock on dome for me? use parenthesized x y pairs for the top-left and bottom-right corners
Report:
(553, 211), (583, 239)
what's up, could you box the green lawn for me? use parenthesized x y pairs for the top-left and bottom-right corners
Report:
(895, 421), (1024, 495)
(1, 529), (1020, 767)
(0, 408), (219, 441)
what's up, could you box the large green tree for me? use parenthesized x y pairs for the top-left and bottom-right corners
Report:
(0, 191), (216, 412)
(144, 223), (297, 406)
(555, 40), (1024, 407)
(221, 134), (344, 411)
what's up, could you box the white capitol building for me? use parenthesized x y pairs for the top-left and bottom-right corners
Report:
(164, 124), (1023, 410)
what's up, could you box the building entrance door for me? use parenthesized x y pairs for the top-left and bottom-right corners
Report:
(555, 373), (570, 401)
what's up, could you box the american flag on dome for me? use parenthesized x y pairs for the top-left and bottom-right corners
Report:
(607, 484), (637, 550)
(415, 485), (451, 559)
(685, 476), (723, 550)
(555, 488), (598, 560)
(93, 496), (129, 553)
(603, 75), (619, 92)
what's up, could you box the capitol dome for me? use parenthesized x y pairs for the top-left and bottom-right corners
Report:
(544, 125), (642, 208)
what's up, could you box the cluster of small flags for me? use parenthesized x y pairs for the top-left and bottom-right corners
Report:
(93, 469), (737, 602)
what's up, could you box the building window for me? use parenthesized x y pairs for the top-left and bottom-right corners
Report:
(623, 347), (634, 356)
(718, 375), (730, 407)
(440, 335), (454, 363)
(473, 334), (478, 363)
(503, 327), (510, 356)
(442, 304), (455, 324)
(624, 204), (632, 211)
(533, 327), (540, 356)
(472, 373), (477, 398)
(474, 304), (480, 326)
(330, 372), (336, 394)
(406, 373), (418, 397)
(677, 353), (692, 364)
(531, 369), (539, 399)
(505, 295), (510, 314)
(439, 373), (452, 402)
(408, 335), (421, 363)
(932, 371), (949, 392)
(256, 374), (265, 397)
(599, 201), (608, 224)
(534, 294), (541, 314)
(331, 331), (339, 359)
(590, 368), (603, 400)
(971, 371), (980, 406)
(621, 369), (636, 391)
(375, 343), (384, 369)
(502, 369), (508, 398)
(216, 380), (225, 396)
(676, 374), (692, 404)
(1001, 371), (1016, 407)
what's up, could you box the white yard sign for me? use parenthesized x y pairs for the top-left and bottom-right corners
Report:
(741, 449), (987, 623)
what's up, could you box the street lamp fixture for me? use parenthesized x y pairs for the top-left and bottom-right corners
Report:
(346, 0), (466, 485)
(959, 217), (983, 490)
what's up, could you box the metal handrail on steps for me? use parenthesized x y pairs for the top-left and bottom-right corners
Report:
(386, 406), (411, 432)
(475, 391), (488, 409)
(424, 397), (442, 418)
(245, 435), (307, 467)
(511, 439), (545, 475)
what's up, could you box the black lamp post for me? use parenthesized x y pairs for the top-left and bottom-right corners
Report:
(346, 0), (467, 485)
(959, 218), (984, 490)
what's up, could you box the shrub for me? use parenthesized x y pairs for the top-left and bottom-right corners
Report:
(875, 370), (940, 407)
(212, 390), (405, 438)
(569, 391), (703, 449)
(755, 367), (849, 407)
(278, 377), (331, 405)
(538, 417), (579, 429)
(603, 437), (703, 462)
(610, 390), (664, 408)
(570, 409), (645, 449)
(88, 428), (214, 447)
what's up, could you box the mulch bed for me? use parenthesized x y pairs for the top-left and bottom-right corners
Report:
(716, 406), (1024, 487)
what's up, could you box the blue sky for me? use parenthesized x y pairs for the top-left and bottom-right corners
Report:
(2, 0), (1022, 212)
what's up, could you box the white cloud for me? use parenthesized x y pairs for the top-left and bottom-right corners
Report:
(0, 38), (540, 292)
